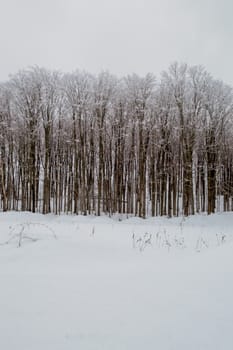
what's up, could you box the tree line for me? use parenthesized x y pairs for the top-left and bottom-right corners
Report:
(0, 63), (233, 217)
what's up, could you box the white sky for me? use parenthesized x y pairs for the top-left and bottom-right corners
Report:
(1, 0), (233, 84)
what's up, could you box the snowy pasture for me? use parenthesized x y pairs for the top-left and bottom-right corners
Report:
(0, 212), (233, 350)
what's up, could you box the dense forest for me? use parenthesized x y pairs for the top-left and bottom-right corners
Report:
(0, 63), (233, 217)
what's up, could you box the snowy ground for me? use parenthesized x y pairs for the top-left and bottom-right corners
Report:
(0, 211), (233, 350)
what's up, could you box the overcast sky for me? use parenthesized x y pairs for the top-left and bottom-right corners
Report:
(1, 0), (233, 84)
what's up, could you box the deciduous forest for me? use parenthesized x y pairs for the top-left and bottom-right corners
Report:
(0, 63), (233, 217)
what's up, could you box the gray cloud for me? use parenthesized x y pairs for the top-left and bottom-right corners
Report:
(0, 0), (233, 84)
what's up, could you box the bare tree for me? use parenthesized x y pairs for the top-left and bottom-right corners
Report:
(1, 64), (233, 217)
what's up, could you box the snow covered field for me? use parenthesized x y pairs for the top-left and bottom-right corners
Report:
(0, 211), (233, 350)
